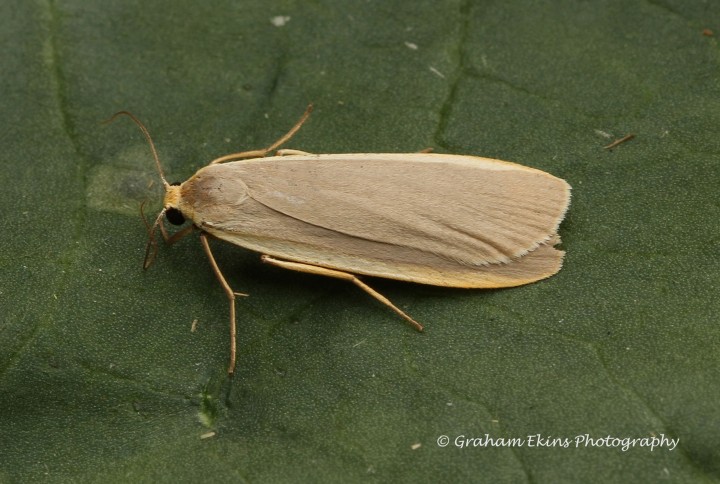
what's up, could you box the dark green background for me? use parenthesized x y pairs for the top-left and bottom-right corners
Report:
(1, 1), (718, 482)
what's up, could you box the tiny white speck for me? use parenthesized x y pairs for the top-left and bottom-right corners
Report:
(224, 137), (231, 143)
(411, 443), (422, 450)
(200, 431), (216, 440)
(446, 402), (453, 406)
(264, 113), (269, 119)
(429, 66), (445, 78)
(404, 41), (418, 50)
(270, 15), (290, 27)
(594, 129), (612, 138)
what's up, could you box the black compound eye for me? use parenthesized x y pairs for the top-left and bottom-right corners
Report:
(166, 207), (185, 226)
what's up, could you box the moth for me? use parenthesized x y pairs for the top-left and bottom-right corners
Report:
(111, 106), (571, 375)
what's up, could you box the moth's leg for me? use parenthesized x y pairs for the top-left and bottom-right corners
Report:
(275, 149), (313, 156)
(200, 233), (249, 376)
(209, 104), (314, 165)
(159, 223), (195, 245)
(209, 149), (268, 164)
(260, 255), (424, 332)
(142, 205), (196, 269)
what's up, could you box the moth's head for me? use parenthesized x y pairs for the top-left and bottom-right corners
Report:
(163, 183), (186, 226)
(138, 181), (191, 269)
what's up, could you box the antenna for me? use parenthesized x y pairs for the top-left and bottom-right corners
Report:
(105, 111), (169, 188)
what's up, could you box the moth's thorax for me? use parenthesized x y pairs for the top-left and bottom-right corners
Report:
(160, 165), (250, 226)
(164, 184), (182, 210)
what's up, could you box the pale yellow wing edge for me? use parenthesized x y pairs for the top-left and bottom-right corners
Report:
(204, 227), (565, 289)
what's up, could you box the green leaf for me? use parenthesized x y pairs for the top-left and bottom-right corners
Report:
(1, 0), (718, 481)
